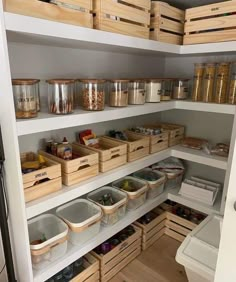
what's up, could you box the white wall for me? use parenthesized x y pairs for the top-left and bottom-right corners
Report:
(0, 232), (7, 282)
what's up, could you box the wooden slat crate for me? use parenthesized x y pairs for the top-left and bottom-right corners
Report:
(39, 143), (99, 186)
(92, 225), (142, 282)
(184, 0), (236, 45)
(21, 152), (62, 202)
(4, 0), (93, 28)
(87, 137), (127, 173)
(150, 1), (185, 45)
(93, 0), (151, 39)
(71, 253), (99, 282)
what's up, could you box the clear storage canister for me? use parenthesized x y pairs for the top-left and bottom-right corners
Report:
(12, 79), (39, 119)
(161, 78), (174, 101)
(128, 80), (146, 105)
(81, 79), (105, 111)
(192, 63), (205, 102)
(109, 80), (129, 107)
(215, 62), (231, 104)
(47, 79), (74, 115)
(202, 63), (216, 102)
(228, 62), (236, 104)
(173, 79), (190, 100)
(146, 79), (162, 102)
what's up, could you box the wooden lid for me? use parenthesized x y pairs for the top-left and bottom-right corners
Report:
(46, 79), (75, 85)
(145, 78), (163, 82)
(12, 79), (40, 85)
(109, 79), (130, 82)
(79, 79), (106, 83)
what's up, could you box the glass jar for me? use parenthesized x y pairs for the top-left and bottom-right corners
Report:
(128, 80), (146, 105)
(192, 63), (205, 101)
(215, 62), (231, 104)
(173, 79), (190, 99)
(81, 79), (105, 111)
(161, 78), (174, 101)
(12, 79), (39, 119)
(145, 79), (162, 102)
(109, 80), (129, 107)
(228, 62), (236, 104)
(202, 63), (216, 102)
(47, 79), (74, 115)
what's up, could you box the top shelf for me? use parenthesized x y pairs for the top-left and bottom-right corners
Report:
(4, 13), (236, 56)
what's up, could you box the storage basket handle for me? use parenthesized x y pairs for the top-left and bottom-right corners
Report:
(69, 214), (103, 232)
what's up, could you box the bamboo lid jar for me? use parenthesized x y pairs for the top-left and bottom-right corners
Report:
(109, 80), (129, 107)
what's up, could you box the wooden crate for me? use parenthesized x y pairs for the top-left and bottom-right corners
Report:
(21, 152), (62, 202)
(93, 0), (151, 39)
(150, 1), (185, 45)
(184, 0), (236, 45)
(87, 137), (127, 173)
(4, 0), (93, 28)
(92, 225), (142, 282)
(39, 143), (99, 186)
(71, 253), (99, 282)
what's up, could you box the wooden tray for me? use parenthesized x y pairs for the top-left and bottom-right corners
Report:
(150, 1), (185, 45)
(184, 0), (236, 45)
(93, 0), (151, 39)
(4, 0), (93, 28)
(21, 152), (62, 202)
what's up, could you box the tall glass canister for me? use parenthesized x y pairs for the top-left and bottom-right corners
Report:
(202, 63), (216, 103)
(214, 62), (231, 104)
(228, 62), (236, 104)
(192, 63), (205, 101)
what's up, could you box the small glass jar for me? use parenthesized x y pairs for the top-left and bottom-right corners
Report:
(192, 63), (205, 101)
(228, 62), (236, 104)
(128, 80), (146, 105)
(145, 79), (162, 102)
(47, 79), (74, 115)
(202, 63), (216, 103)
(215, 62), (231, 104)
(109, 80), (129, 107)
(12, 79), (39, 119)
(173, 79), (190, 99)
(161, 78), (174, 101)
(81, 79), (105, 111)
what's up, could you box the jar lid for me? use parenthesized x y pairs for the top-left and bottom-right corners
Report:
(194, 63), (205, 67)
(217, 62), (231, 66)
(79, 79), (106, 83)
(145, 78), (163, 82)
(12, 79), (40, 85)
(109, 79), (130, 82)
(205, 63), (216, 66)
(46, 79), (75, 84)
(174, 78), (190, 81)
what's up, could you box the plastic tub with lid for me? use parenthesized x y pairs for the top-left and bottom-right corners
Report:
(176, 214), (222, 282)
(87, 186), (127, 226)
(28, 214), (68, 270)
(56, 199), (102, 246)
(112, 176), (148, 211)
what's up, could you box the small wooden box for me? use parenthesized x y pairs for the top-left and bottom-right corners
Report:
(184, 0), (236, 45)
(92, 225), (142, 282)
(39, 144), (99, 186)
(150, 1), (185, 45)
(93, 0), (151, 39)
(21, 152), (62, 202)
(4, 0), (93, 28)
(104, 131), (149, 162)
(71, 253), (99, 282)
(87, 137), (127, 173)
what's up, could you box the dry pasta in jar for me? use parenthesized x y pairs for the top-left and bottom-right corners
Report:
(228, 63), (236, 104)
(192, 63), (205, 102)
(202, 63), (216, 103)
(214, 62), (231, 104)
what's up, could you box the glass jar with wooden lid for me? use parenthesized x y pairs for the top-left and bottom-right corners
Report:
(109, 80), (129, 107)
(228, 62), (236, 104)
(173, 79), (190, 100)
(192, 63), (205, 101)
(145, 79), (162, 102)
(128, 79), (146, 105)
(12, 79), (39, 119)
(202, 63), (216, 103)
(215, 62), (231, 104)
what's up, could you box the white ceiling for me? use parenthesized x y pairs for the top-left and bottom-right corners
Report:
(154, 0), (229, 9)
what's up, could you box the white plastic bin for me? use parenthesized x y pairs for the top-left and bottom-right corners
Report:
(87, 186), (127, 226)
(112, 176), (148, 211)
(176, 214), (222, 282)
(133, 168), (166, 199)
(28, 214), (68, 270)
(56, 199), (102, 246)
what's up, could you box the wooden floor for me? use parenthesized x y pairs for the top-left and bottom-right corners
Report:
(110, 235), (188, 282)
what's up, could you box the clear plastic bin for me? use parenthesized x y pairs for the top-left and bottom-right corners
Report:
(133, 168), (166, 199)
(87, 186), (127, 226)
(112, 176), (148, 211)
(56, 199), (102, 246)
(157, 169), (184, 189)
(28, 214), (68, 270)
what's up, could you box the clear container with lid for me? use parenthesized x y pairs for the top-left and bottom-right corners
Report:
(47, 79), (74, 115)
(145, 79), (162, 102)
(192, 63), (205, 102)
(12, 79), (39, 119)
(81, 79), (105, 111)
(202, 63), (216, 102)
(215, 62), (231, 104)
(109, 80), (129, 107)
(128, 80), (146, 105)
(173, 79), (190, 100)
(228, 62), (236, 104)
(161, 78), (174, 101)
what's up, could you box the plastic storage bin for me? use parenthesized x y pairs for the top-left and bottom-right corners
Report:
(87, 186), (127, 226)
(56, 199), (102, 246)
(112, 176), (148, 211)
(28, 214), (68, 270)
(176, 214), (222, 282)
(133, 168), (166, 199)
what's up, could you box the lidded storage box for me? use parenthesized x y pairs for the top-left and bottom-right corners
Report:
(128, 80), (146, 105)
(56, 199), (102, 246)
(109, 80), (129, 107)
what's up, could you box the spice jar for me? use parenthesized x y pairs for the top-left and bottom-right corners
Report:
(192, 63), (205, 101)
(128, 80), (146, 105)
(81, 79), (105, 111)
(47, 79), (74, 115)
(161, 78), (174, 101)
(145, 79), (162, 102)
(228, 62), (236, 104)
(215, 62), (231, 104)
(12, 79), (39, 119)
(109, 80), (129, 107)
(202, 63), (216, 102)
(173, 79), (190, 100)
